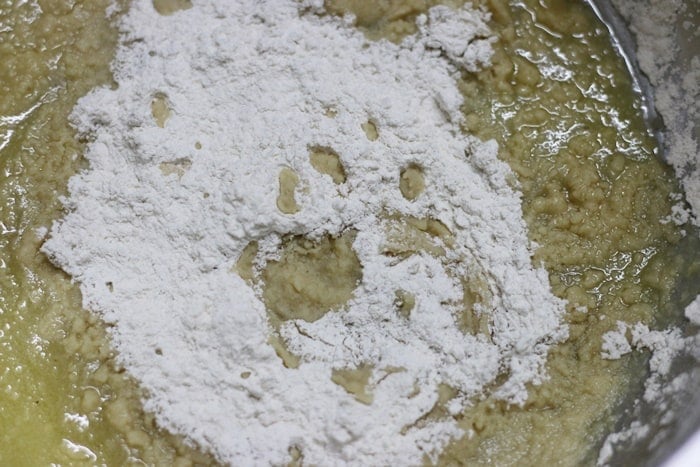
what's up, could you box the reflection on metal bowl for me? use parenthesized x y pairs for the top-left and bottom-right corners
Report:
(587, 0), (700, 465)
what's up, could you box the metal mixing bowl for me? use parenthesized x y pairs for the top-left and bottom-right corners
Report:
(586, 1), (700, 465)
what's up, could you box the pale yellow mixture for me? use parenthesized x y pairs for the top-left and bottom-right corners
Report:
(0, 1), (214, 465)
(1, 0), (699, 466)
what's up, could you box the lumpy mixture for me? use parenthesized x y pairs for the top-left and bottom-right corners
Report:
(0, 1), (214, 465)
(1, 0), (698, 465)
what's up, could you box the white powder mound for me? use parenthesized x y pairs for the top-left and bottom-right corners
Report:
(685, 295), (700, 326)
(43, 1), (567, 465)
(601, 321), (632, 360)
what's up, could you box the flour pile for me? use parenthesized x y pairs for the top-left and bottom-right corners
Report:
(43, 1), (567, 464)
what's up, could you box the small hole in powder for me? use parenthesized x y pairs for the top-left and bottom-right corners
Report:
(152, 0), (192, 15)
(240, 371), (251, 379)
(151, 92), (172, 128)
(276, 167), (301, 214)
(324, 106), (337, 118)
(106, 282), (114, 292)
(308, 146), (346, 184)
(155, 348), (163, 355)
(361, 120), (379, 141)
(203, 192), (210, 198)
(399, 164), (425, 201)
(159, 158), (192, 178)
(330, 364), (374, 405)
(394, 290), (415, 318)
(195, 141), (202, 150)
(289, 445), (304, 465)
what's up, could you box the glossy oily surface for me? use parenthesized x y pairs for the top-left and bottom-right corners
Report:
(1, 1), (698, 465)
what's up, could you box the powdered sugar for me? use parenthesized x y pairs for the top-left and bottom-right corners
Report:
(686, 295), (700, 326)
(417, 5), (495, 72)
(43, 1), (567, 464)
(601, 321), (632, 360)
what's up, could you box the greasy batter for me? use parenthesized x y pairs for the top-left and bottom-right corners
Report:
(1, 0), (698, 465)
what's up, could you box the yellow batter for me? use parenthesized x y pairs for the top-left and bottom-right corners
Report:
(1, 0), (698, 466)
